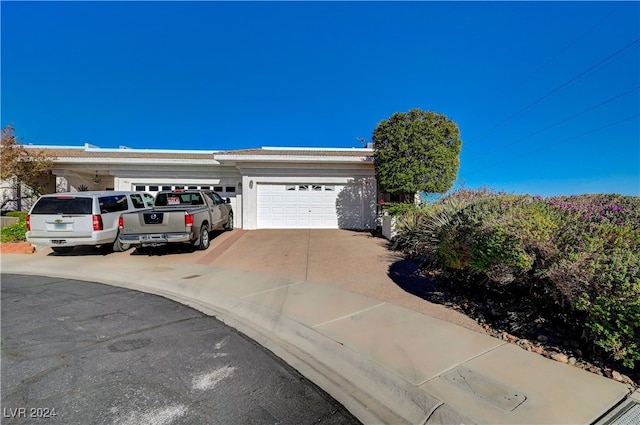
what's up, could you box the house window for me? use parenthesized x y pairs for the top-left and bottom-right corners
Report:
(214, 186), (223, 192)
(324, 185), (335, 191)
(162, 186), (171, 191)
(312, 185), (322, 191)
(175, 185), (185, 190)
(299, 185), (309, 191)
(285, 185), (296, 191)
(188, 186), (198, 190)
(225, 186), (236, 193)
(135, 185), (146, 191)
(149, 185), (159, 191)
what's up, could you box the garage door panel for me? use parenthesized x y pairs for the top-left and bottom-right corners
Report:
(257, 183), (362, 229)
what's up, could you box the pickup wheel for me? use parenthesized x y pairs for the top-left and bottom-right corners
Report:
(196, 224), (210, 250)
(224, 212), (234, 231)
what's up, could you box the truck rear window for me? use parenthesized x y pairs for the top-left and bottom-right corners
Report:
(31, 197), (93, 215)
(155, 193), (204, 206)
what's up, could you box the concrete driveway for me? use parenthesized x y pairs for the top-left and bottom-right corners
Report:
(198, 229), (482, 332)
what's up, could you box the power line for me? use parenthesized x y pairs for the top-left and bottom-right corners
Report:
(469, 37), (640, 144)
(471, 86), (640, 160)
(464, 113), (640, 177)
(497, 4), (622, 99)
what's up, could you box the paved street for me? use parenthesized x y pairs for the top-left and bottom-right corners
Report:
(1, 274), (360, 425)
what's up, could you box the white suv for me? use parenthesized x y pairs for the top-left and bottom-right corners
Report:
(26, 191), (154, 253)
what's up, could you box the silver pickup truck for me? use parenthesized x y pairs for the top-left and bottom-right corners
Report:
(118, 190), (233, 250)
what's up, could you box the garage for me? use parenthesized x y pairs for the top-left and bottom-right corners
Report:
(257, 183), (363, 229)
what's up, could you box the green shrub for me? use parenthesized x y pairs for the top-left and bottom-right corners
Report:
(6, 211), (28, 220)
(436, 195), (556, 284)
(392, 199), (464, 261)
(1, 221), (27, 242)
(393, 192), (640, 368)
(1, 211), (28, 242)
(546, 195), (640, 368)
(382, 202), (419, 217)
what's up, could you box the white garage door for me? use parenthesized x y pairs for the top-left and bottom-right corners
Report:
(257, 183), (362, 229)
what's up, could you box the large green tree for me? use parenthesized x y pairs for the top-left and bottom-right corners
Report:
(373, 108), (462, 199)
(1, 125), (55, 210)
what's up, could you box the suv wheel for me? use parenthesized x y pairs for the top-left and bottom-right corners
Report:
(113, 234), (131, 252)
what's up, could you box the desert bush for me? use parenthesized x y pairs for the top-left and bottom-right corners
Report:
(393, 187), (503, 259)
(437, 195), (557, 284)
(438, 185), (507, 205)
(393, 192), (640, 368)
(545, 195), (640, 368)
(392, 197), (469, 261)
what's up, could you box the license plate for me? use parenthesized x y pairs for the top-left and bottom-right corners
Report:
(54, 223), (67, 230)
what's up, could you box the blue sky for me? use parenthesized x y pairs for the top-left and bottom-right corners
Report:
(2, 1), (639, 197)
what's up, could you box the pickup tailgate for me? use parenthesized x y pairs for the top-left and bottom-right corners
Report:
(120, 207), (202, 235)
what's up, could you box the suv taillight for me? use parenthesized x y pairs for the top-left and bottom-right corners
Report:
(118, 216), (124, 229)
(185, 212), (194, 227)
(93, 214), (103, 231)
(26, 214), (31, 231)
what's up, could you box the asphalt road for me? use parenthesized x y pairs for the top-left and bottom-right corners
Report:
(1, 274), (361, 425)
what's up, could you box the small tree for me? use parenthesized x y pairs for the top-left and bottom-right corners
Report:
(373, 108), (462, 201)
(1, 125), (55, 210)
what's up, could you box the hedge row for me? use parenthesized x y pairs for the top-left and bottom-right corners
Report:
(393, 192), (640, 368)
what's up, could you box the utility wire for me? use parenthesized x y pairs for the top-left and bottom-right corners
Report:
(496, 4), (622, 99)
(472, 86), (640, 159)
(469, 38), (640, 144)
(464, 113), (640, 177)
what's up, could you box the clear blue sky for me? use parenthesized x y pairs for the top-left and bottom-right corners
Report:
(2, 1), (639, 197)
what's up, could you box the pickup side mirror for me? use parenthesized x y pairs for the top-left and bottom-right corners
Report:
(225, 197), (231, 204)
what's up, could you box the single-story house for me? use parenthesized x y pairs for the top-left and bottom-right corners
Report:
(12, 144), (377, 230)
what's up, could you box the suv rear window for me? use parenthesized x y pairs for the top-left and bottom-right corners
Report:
(98, 195), (129, 213)
(31, 197), (93, 215)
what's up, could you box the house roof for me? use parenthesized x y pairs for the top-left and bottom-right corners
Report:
(214, 148), (373, 158)
(25, 144), (373, 162)
(27, 146), (215, 160)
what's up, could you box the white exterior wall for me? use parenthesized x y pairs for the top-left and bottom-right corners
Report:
(28, 145), (375, 231)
